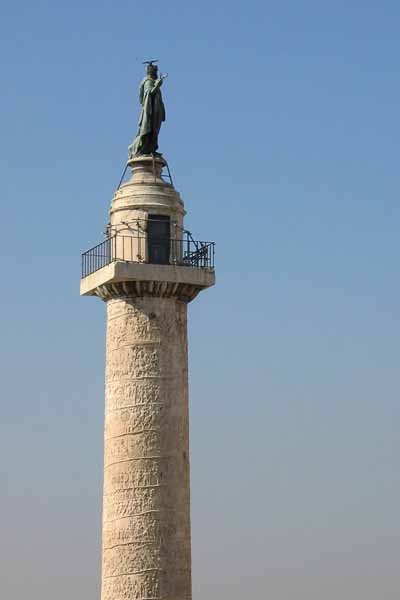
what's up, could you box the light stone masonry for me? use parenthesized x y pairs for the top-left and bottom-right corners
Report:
(102, 296), (191, 600)
(81, 155), (215, 600)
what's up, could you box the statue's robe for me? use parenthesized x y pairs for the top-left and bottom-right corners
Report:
(132, 77), (166, 156)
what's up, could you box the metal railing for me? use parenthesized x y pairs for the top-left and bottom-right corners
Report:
(81, 234), (215, 278)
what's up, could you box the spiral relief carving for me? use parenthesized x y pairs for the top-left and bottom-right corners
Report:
(102, 297), (191, 600)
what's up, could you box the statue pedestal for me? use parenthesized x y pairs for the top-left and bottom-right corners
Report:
(127, 154), (169, 185)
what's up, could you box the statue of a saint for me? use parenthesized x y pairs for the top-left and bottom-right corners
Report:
(129, 61), (167, 158)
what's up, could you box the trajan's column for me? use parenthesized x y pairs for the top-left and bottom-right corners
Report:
(80, 62), (215, 600)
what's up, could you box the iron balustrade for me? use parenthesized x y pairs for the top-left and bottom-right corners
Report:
(81, 234), (215, 278)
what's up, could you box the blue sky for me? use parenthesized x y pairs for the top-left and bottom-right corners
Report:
(1, 1), (399, 599)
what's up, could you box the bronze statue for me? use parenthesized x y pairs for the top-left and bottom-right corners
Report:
(129, 61), (167, 158)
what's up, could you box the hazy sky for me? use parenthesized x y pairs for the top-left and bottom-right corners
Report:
(1, 1), (399, 599)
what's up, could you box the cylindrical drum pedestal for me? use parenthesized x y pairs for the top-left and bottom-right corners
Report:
(101, 295), (191, 600)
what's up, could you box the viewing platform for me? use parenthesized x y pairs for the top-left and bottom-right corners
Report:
(80, 231), (215, 302)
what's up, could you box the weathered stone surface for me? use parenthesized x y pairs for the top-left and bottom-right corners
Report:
(101, 296), (191, 600)
(105, 380), (165, 412)
(80, 261), (215, 300)
(104, 403), (168, 438)
(102, 571), (162, 600)
(103, 488), (160, 520)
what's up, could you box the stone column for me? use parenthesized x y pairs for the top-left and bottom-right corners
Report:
(101, 295), (191, 600)
(80, 155), (215, 599)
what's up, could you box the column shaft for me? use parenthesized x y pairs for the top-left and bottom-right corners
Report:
(101, 296), (191, 600)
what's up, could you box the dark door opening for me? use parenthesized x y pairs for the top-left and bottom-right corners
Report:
(147, 215), (170, 265)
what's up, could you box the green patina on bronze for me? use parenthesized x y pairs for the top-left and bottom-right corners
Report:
(129, 61), (167, 158)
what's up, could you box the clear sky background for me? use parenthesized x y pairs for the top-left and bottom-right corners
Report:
(1, 1), (399, 598)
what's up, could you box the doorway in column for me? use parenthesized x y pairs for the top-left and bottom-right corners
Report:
(147, 215), (171, 265)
